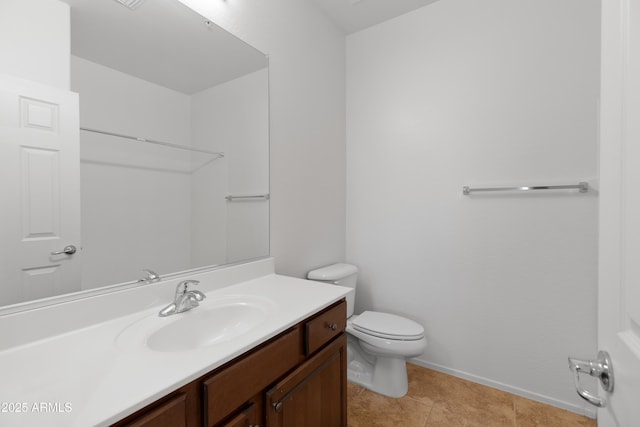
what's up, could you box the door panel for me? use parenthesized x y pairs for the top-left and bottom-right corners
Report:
(0, 74), (81, 306)
(598, 0), (640, 424)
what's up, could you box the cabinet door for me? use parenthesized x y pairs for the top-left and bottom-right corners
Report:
(266, 334), (346, 427)
(220, 402), (258, 427)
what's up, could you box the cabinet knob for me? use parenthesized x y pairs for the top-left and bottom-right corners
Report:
(273, 401), (283, 412)
(327, 323), (338, 331)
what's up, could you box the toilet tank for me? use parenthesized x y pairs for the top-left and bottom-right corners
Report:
(307, 263), (358, 317)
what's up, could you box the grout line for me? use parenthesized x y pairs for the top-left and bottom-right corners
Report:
(423, 403), (434, 427)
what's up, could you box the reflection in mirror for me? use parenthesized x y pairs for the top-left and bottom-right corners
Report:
(0, 0), (269, 311)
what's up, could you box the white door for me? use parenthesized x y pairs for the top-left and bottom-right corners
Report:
(0, 74), (82, 307)
(596, 0), (640, 424)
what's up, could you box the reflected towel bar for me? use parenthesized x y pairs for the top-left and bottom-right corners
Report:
(80, 127), (225, 158)
(225, 194), (270, 201)
(462, 182), (588, 195)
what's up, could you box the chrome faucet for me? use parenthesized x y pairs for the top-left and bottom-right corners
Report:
(158, 280), (207, 317)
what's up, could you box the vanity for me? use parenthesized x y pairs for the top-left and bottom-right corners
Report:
(114, 299), (346, 427)
(0, 258), (351, 426)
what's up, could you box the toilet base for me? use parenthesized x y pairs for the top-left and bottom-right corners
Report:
(346, 337), (410, 398)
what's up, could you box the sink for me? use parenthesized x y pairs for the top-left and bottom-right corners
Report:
(116, 294), (277, 352)
(147, 301), (268, 352)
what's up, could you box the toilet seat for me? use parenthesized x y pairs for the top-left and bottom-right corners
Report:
(351, 311), (424, 341)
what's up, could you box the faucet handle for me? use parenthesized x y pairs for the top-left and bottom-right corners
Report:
(190, 290), (207, 302)
(176, 279), (200, 294)
(138, 269), (160, 283)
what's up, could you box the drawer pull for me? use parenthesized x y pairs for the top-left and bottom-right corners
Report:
(273, 401), (283, 412)
(327, 323), (338, 331)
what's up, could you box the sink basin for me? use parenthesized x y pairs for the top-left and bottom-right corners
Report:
(116, 295), (277, 352)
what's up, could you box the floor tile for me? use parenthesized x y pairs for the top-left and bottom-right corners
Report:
(347, 381), (366, 400)
(426, 400), (515, 427)
(407, 363), (515, 422)
(514, 396), (597, 427)
(407, 363), (509, 404)
(348, 388), (433, 427)
(346, 363), (596, 427)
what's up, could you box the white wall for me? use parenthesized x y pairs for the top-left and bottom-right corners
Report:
(71, 56), (193, 289)
(190, 69), (269, 266)
(179, 0), (347, 278)
(0, 0), (69, 90)
(346, 0), (599, 416)
(216, 70), (269, 263)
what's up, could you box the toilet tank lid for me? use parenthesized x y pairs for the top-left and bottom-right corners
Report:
(307, 263), (358, 280)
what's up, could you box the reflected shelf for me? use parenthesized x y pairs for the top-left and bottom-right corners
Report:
(79, 127), (224, 173)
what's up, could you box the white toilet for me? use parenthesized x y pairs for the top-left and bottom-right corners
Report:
(307, 263), (427, 398)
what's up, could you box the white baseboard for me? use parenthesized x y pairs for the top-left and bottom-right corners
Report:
(409, 358), (597, 419)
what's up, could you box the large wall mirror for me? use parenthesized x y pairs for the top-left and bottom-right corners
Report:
(0, 0), (269, 313)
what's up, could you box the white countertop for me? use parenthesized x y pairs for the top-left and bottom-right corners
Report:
(0, 271), (350, 427)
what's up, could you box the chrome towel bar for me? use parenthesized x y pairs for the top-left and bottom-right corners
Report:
(225, 194), (270, 201)
(463, 182), (588, 195)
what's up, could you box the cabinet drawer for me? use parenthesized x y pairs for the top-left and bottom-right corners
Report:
(203, 327), (303, 426)
(305, 300), (346, 355)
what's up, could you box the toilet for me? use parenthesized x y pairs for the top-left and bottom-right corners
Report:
(307, 263), (427, 398)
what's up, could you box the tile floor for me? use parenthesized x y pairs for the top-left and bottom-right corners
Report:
(347, 363), (597, 427)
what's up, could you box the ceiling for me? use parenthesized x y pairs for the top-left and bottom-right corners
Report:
(58, 0), (438, 92)
(62, 0), (267, 94)
(308, 0), (441, 34)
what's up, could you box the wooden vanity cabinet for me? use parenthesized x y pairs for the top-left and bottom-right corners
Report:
(218, 398), (260, 427)
(117, 393), (187, 427)
(112, 299), (346, 427)
(112, 380), (202, 427)
(202, 327), (303, 426)
(265, 335), (346, 427)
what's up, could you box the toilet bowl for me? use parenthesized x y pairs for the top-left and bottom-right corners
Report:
(307, 263), (427, 398)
